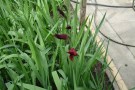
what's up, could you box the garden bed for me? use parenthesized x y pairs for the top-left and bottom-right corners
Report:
(0, 0), (127, 90)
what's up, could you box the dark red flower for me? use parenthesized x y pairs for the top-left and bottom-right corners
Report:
(67, 48), (78, 61)
(54, 34), (68, 40)
(66, 25), (71, 30)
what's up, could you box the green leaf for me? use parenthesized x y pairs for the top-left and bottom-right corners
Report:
(45, 20), (60, 41)
(0, 54), (19, 63)
(6, 82), (14, 90)
(93, 13), (106, 41)
(51, 46), (59, 71)
(58, 69), (67, 79)
(73, 70), (77, 90)
(17, 83), (47, 90)
(52, 71), (62, 90)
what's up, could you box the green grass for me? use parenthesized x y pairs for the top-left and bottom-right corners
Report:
(0, 0), (112, 90)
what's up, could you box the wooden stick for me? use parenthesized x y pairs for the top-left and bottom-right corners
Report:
(80, 0), (87, 25)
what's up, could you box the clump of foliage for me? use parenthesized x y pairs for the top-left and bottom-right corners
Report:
(0, 0), (111, 90)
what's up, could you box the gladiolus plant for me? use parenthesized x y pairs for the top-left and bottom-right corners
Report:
(0, 0), (112, 90)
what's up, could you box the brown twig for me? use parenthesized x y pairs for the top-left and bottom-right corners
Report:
(80, 0), (87, 26)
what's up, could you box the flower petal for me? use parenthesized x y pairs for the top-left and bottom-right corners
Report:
(69, 55), (74, 61)
(54, 34), (68, 40)
(68, 48), (78, 61)
(68, 48), (78, 56)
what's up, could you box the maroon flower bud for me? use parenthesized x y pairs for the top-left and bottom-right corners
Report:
(66, 25), (71, 30)
(69, 55), (74, 60)
(57, 7), (67, 19)
(54, 34), (68, 40)
(67, 48), (78, 61)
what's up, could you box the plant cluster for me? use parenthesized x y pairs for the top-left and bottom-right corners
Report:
(0, 0), (112, 90)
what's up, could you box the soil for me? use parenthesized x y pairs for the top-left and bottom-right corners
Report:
(93, 62), (114, 90)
